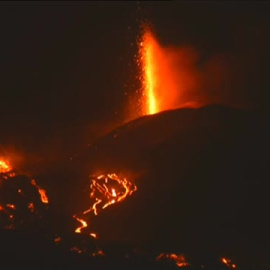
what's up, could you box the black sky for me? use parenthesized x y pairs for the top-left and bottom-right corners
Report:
(0, 1), (270, 163)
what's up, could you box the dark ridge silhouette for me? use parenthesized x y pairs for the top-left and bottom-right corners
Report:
(70, 105), (270, 264)
(1, 105), (270, 269)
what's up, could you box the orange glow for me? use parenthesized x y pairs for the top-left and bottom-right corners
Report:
(70, 246), (83, 254)
(92, 249), (105, 257)
(54, 237), (62, 244)
(28, 202), (35, 212)
(6, 204), (16, 210)
(90, 233), (97, 239)
(0, 159), (12, 174)
(84, 173), (137, 215)
(157, 253), (190, 268)
(74, 173), (137, 238)
(0, 162), (50, 230)
(221, 257), (237, 269)
(74, 216), (88, 233)
(112, 188), (117, 197)
(31, 179), (49, 204)
(138, 26), (201, 117)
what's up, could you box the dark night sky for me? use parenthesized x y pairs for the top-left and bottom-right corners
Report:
(0, 2), (270, 166)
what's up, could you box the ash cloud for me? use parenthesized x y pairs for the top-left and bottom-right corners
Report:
(149, 25), (269, 112)
(138, 5), (270, 114)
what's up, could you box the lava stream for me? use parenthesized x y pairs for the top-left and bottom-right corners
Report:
(31, 179), (49, 204)
(74, 173), (137, 238)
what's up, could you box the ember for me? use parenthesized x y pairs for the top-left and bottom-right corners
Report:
(0, 159), (15, 179)
(28, 202), (35, 212)
(221, 257), (237, 269)
(70, 246), (83, 254)
(0, 159), (11, 174)
(90, 232), (97, 239)
(31, 179), (49, 204)
(73, 216), (88, 233)
(156, 253), (190, 268)
(54, 236), (62, 244)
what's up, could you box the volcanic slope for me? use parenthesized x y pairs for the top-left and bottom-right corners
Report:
(74, 105), (270, 262)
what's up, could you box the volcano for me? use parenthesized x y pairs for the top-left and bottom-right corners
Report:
(1, 105), (270, 269)
(70, 105), (270, 266)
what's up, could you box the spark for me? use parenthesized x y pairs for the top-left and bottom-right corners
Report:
(54, 237), (62, 244)
(74, 216), (88, 233)
(90, 233), (97, 239)
(28, 202), (35, 212)
(221, 257), (237, 269)
(92, 249), (105, 257)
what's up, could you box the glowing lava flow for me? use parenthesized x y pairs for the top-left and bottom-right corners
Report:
(0, 159), (15, 179)
(31, 179), (49, 204)
(0, 159), (12, 173)
(73, 173), (137, 238)
(73, 216), (88, 233)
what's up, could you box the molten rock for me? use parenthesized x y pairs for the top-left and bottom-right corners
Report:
(0, 165), (49, 230)
(73, 105), (269, 264)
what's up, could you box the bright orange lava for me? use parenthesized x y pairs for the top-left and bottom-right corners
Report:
(0, 159), (12, 174)
(90, 232), (97, 239)
(73, 173), (137, 238)
(74, 216), (88, 233)
(31, 179), (49, 204)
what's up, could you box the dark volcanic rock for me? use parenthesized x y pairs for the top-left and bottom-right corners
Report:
(71, 105), (270, 264)
(3, 105), (269, 268)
